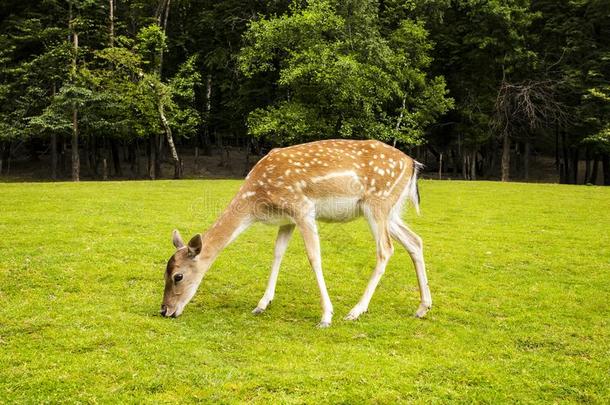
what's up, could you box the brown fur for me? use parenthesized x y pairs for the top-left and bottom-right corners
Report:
(160, 139), (430, 324)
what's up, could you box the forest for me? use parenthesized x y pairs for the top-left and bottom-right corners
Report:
(0, 0), (608, 184)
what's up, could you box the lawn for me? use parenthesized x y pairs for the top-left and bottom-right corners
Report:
(0, 179), (609, 403)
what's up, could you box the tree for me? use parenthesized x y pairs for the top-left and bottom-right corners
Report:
(239, 0), (452, 146)
(531, 0), (610, 184)
(1, 0), (608, 185)
(422, 0), (539, 180)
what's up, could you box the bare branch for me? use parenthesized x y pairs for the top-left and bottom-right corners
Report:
(492, 80), (568, 140)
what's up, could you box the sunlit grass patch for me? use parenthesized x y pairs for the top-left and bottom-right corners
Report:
(0, 180), (609, 402)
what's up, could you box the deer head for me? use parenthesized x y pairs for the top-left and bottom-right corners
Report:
(160, 229), (208, 317)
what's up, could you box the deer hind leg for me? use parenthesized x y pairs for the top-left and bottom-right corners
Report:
(345, 206), (394, 321)
(389, 217), (432, 318)
(253, 224), (295, 315)
(294, 212), (334, 328)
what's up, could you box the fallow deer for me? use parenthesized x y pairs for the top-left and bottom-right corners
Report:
(161, 139), (431, 327)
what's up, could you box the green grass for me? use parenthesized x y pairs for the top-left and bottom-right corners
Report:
(0, 179), (609, 403)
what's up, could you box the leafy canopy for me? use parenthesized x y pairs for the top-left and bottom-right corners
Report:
(239, 0), (452, 145)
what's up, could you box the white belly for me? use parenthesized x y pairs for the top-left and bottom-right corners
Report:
(255, 197), (363, 225)
(256, 212), (294, 226)
(314, 197), (362, 222)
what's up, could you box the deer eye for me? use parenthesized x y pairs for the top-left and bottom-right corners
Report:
(173, 273), (184, 283)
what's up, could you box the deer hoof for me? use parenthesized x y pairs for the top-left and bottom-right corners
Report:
(252, 307), (265, 315)
(317, 321), (331, 328)
(344, 307), (366, 321)
(414, 304), (431, 318)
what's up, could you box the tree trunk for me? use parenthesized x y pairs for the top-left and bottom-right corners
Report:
(62, 136), (68, 175)
(106, 0), (117, 179)
(71, 108), (80, 181)
(602, 153), (610, 186)
(523, 141), (530, 181)
(154, 134), (162, 178)
(485, 146), (497, 179)
(589, 154), (600, 184)
(1, 142), (11, 176)
(572, 147), (579, 184)
(224, 146), (230, 169)
(91, 136), (99, 176)
(6, 144), (11, 175)
(217, 133), (225, 167)
(158, 101), (180, 178)
(462, 153), (468, 180)
(501, 132), (510, 182)
(128, 142), (136, 177)
(109, 0), (114, 47)
(393, 96), (406, 147)
(194, 146), (200, 172)
(554, 126), (560, 172)
(84, 136), (91, 172)
(51, 134), (57, 180)
(560, 130), (570, 184)
(102, 158), (108, 180)
(584, 147), (591, 185)
(450, 149), (456, 177)
(514, 143), (521, 179)
(157, 0), (171, 77)
(200, 74), (212, 155)
(438, 152), (443, 180)
(470, 151), (476, 180)
(110, 139), (122, 177)
(71, 23), (79, 181)
(135, 141), (141, 177)
(51, 82), (58, 180)
(561, 130), (573, 184)
(148, 135), (156, 180)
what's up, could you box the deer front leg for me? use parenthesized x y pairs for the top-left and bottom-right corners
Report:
(253, 224), (295, 314)
(389, 218), (432, 318)
(295, 214), (333, 328)
(345, 213), (394, 321)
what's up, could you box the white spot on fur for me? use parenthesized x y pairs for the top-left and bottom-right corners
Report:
(311, 170), (358, 183)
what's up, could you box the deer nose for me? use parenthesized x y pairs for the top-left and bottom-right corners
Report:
(160, 305), (168, 316)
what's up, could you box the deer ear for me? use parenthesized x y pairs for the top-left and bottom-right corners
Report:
(187, 234), (203, 258)
(172, 229), (185, 249)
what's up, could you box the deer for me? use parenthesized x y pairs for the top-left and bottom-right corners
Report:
(160, 139), (431, 327)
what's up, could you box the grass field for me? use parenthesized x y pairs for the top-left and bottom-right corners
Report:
(0, 179), (609, 403)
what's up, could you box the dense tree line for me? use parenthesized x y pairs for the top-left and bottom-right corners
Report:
(0, 0), (608, 184)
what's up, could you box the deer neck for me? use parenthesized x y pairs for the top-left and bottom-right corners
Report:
(199, 201), (252, 263)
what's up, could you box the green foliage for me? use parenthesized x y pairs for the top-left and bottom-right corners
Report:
(240, 0), (452, 145)
(0, 14), (70, 141)
(136, 24), (167, 71)
(532, 0), (610, 153)
(20, 18), (201, 145)
(169, 55), (203, 139)
(1, 180), (609, 401)
(426, 0), (540, 148)
(0, 0), (608, 181)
